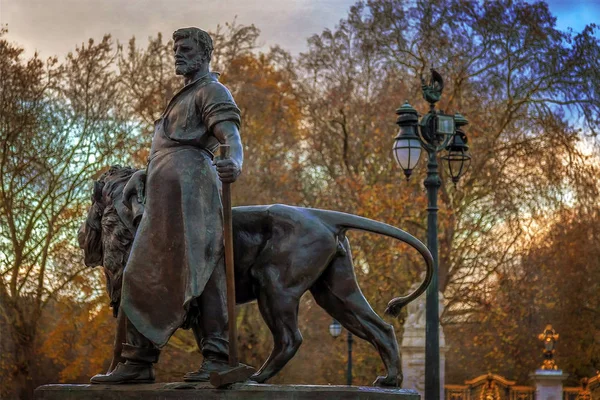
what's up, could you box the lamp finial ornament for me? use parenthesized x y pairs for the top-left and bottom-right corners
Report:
(421, 68), (444, 107)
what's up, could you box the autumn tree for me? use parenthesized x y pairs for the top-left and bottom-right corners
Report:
(447, 205), (600, 384)
(109, 2), (600, 385)
(295, 0), (600, 384)
(0, 23), (306, 393)
(0, 31), (131, 399)
(2, 0), (600, 393)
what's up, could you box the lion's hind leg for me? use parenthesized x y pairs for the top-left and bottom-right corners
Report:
(309, 241), (401, 387)
(249, 267), (303, 384)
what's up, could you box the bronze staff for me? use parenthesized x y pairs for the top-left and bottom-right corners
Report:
(222, 145), (237, 367)
(210, 145), (255, 387)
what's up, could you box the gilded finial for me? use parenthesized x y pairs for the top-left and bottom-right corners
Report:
(538, 324), (560, 370)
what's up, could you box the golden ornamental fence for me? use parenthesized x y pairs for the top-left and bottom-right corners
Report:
(445, 372), (600, 400)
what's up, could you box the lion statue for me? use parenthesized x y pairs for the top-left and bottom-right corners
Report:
(78, 165), (433, 386)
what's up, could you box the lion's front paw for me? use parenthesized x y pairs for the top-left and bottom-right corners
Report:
(373, 374), (401, 387)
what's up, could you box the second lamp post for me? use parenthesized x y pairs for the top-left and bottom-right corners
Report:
(329, 319), (353, 386)
(392, 69), (470, 400)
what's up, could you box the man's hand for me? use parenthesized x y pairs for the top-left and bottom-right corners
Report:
(213, 121), (243, 183)
(215, 158), (241, 183)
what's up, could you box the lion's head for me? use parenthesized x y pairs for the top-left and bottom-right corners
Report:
(78, 165), (138, 315)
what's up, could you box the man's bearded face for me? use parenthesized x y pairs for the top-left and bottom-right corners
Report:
(173, 37), (206, 76)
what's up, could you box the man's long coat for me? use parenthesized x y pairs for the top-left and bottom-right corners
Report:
(121, 72), (241, 347)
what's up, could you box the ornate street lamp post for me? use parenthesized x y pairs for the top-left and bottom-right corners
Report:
(329, 319), (353, 386)
(392, 69), (471, 400)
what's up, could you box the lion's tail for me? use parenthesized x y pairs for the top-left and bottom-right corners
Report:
(308, 209), (433, 317)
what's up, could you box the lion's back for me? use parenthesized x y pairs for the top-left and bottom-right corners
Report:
(234, 204), (336, 255)
(233, 204), (330, 234)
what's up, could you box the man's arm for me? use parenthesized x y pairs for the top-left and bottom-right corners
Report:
(213, 121), (243, 183)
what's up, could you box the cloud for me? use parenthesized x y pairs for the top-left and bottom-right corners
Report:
(3, 0), (597, 59)
(1, 0), (356, 58)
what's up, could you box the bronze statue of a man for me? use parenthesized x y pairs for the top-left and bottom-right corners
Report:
(91, 27), (243, 384)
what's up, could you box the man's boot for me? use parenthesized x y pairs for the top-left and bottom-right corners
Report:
(90, 361), (155, 384)
(90, 342), (159, 384)
(183, 356), (230, 382)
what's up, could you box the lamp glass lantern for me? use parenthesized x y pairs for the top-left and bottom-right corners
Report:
(442, 113), (471, 184)
(329, 319), (342, 338)
(444, 139), (471, 183)
(393, 101), (422, 180)
(393, 133), (422, 179)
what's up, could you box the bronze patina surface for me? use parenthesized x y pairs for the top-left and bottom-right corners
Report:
(81, 27), (244, 385)
(76, 25), (434, 389)
(124, 29), (242, 349)
(79, 166), (433, 386)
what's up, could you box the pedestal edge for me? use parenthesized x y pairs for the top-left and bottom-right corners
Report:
(35, 382), (420, 400)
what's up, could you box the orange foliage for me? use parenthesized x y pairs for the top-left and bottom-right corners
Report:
(3, 1), (600, 395)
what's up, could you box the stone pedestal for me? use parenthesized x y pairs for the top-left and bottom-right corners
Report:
(400, 291), (447, 399)
(530, 370), (568, 400)
(35, 382), (420, 400)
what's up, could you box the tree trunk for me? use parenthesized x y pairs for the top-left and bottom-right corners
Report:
(10, 323), (37, 400)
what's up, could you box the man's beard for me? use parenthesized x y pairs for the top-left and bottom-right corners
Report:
(175, 56), (206, 76)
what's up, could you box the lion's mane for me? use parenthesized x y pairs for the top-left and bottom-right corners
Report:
(83, 165), (138, 316)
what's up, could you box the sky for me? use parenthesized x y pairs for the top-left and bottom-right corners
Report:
(1, 0), (599, 59)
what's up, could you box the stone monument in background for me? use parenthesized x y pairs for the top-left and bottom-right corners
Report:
(401, 277), (447, 400)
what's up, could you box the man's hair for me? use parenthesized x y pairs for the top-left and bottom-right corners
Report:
(173, 27), (214, 62)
